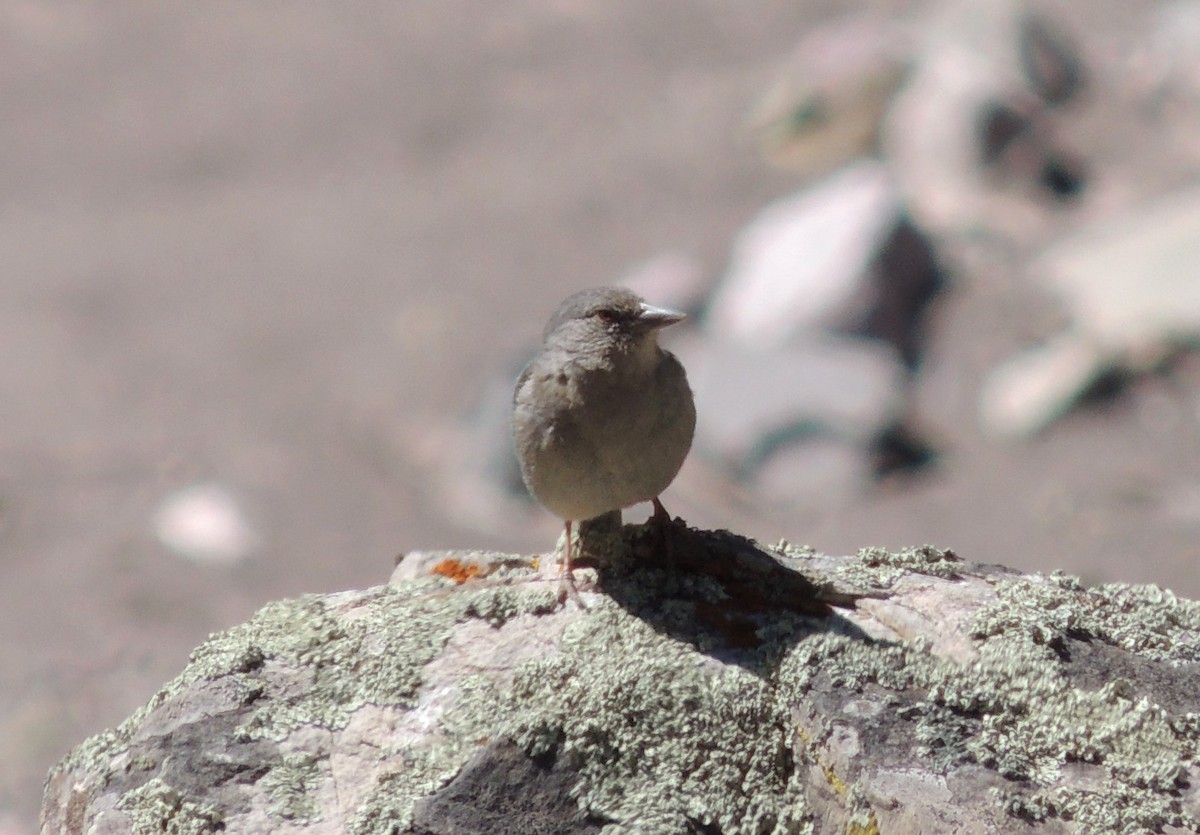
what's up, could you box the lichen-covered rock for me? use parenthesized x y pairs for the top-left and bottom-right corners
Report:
(41, 526), (1200, 834)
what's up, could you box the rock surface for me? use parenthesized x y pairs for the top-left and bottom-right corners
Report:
(42, 523), (1200, 834)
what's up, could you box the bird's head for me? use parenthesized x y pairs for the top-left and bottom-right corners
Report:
(542, 287), (685, 361)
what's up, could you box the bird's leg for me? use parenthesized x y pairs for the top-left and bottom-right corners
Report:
(650, 497), (677, 569)
(558, 519), (583, 606)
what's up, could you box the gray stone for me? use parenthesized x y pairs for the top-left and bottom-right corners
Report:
(750, 1), (1084, 193)
(41, 528), (1200, 834)
(684, 333), (905, 482)
(1143, 1), (1200, 104)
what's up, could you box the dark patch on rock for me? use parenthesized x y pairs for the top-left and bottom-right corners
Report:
(1061, 635), (1200, 717)
(410, 739), (606, 835)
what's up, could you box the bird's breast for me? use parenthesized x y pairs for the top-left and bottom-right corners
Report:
(513, 348), (695, 520)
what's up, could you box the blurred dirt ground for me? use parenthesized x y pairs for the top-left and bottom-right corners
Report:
(3, 1), (1199, 830)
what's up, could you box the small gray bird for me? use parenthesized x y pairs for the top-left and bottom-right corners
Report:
(512, 286), (696, 600)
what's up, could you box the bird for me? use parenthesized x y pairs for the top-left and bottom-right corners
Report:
(512, 286), (696, 601)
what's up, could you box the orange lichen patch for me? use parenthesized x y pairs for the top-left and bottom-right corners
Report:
(430, 559), (481, 584)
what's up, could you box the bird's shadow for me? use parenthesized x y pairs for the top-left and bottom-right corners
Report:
(576, 516), (873, 678)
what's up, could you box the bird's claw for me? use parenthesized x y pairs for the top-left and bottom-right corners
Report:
(556, 568), (586, 609)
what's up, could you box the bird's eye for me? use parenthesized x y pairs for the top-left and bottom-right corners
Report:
(595, 309), (617, 325)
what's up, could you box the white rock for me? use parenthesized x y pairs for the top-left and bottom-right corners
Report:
(981, 186), (1200, 437)
(880, 0), (1083, 236)
(978, 330), (1112, 439)
(706, 160), (902, 347)
(1144, 1), (1200, 97)
(1038, 187), (1200, 359)
(153, 482), (257, 565)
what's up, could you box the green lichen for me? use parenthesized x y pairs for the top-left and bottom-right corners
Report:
(117, 777), (223, 835)
(973, 573), (1200, 665)
(52, 567), (556, 832)
(908, 702), (979, 772)
(350, 673), (509, 833)
(49, 543), (1200, 833)
(502, 602), (813, 834)
(460, 582), (561, 626)
(438, 672), (507, 743)
(954, 572), (1200, 829)
(51, 581), (440, 778)
(196, 584), (467, 740)
(351, 770), (415, 835)
(346, 588), (819, 834)
(829, 544), (963, 590)
(843, 783), (880, 835)
(996, 780), (1189, 833)
(263, 753), (323, 822)
(770, 562), (1200, 832)
(174, 575), (553, 744)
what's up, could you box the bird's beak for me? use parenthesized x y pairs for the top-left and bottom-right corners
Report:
(637, 302), (686, 330)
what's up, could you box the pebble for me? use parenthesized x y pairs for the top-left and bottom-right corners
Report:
(152, 482), (257, 565)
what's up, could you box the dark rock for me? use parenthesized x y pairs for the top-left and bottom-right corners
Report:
(410, 741), (603, 835)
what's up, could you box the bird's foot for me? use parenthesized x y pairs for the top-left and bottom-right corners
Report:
(554, 520), (588, 609)
(556, 567), (586, 609)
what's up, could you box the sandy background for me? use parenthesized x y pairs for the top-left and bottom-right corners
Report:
(3, 1), (1198, 830)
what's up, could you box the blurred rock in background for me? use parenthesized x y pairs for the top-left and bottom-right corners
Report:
(7, 1), (1200, 832)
